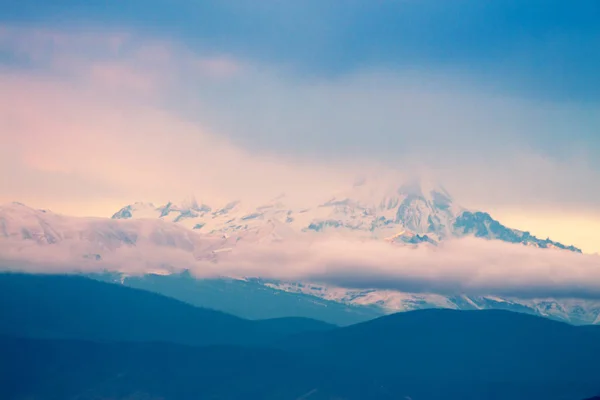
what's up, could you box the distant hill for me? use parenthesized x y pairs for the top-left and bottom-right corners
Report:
(0, 273), (334, 346)
(0, 335), (346, 400)
(2, 273), (600, 399)
(278, 309), (600, 398)
(3, 334), (599, 400)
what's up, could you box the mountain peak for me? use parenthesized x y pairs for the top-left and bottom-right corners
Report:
(396, 178), (453, 202)
(104, 177), (579, 253)
(329, 176), (457, 211)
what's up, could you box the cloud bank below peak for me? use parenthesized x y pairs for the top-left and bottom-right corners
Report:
(200, 236), (600, 300)
(2, 219), (600, 301)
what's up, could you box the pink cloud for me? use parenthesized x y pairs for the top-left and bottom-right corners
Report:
(0, 67), (352, 211)
(203, 236), (600, 299)
(0, 26), (346, 210)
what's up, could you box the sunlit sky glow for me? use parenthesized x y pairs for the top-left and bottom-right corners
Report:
(1, 1), (599, 253)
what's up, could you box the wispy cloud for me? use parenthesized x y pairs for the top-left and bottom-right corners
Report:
(0, 25), (354, 213)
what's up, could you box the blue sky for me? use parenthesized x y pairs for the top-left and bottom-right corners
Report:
(3, 0), (599, 159)
(0, 1), (599, 251)
(4, 0), (599, 100)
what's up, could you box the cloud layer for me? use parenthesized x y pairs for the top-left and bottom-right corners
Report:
(2, 232), (600, 300)
(204, 237), (600, 300)
(1, 203), (599, 300)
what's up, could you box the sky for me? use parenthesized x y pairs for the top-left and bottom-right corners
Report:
(1, 1), (599, 252)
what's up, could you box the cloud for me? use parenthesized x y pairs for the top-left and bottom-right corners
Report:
(0, 24), (599, 252)
(0, 25), (355, 215)
(7, 0), (599, 103)
(199, 237), (600, 300)
(2, 221), (600, 300)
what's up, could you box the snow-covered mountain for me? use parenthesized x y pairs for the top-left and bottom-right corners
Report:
(264, 281), (600, 326)
(112, 179), (581, 252)
(0, 202), (225, 275)
(112, 179), (600, 324)
(1, 179), (596, 326)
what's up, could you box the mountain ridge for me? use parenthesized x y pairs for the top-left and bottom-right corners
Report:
(0, 273), (334, 346)
(109, 179), (581, 252)
(2, 288), (600, 400)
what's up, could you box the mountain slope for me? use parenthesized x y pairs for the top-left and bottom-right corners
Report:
(267, 281), (600, 326)
(0, 203), (388, 325)
(1, 196), (595, 327)
(90, 271), (383, 326)
(0, 273), (334, 346)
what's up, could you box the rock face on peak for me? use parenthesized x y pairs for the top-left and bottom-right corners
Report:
(111, 202), (158, 220)
(454, 211), (582, 252)
(305, 179), (464, 241)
